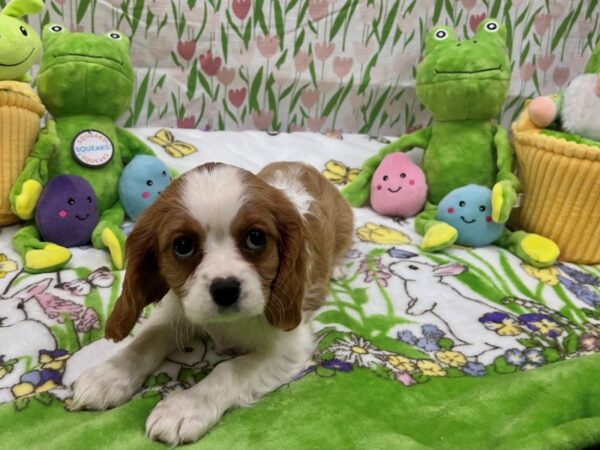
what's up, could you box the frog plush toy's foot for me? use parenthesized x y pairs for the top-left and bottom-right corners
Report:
(92, 222), (125, 270)
(24, 244), (72, 274)
(421, 223), (458, 252)
(517, 234), (560, 268)
(496, 230), (560, 268)
(102, 228), (124, 270)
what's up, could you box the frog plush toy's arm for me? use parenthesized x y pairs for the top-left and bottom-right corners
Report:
(117, 127), (179, 177)
(117, 128), (159, 162)
(342, 127), (432, 207)
(491, 125), (521, 223)
(9, 120), (58, 219)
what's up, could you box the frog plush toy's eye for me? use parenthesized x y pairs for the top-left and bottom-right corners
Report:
(108, 31), (122, 40)
(433, 29), (448, 40)
(484, 20), (499, 32)
(49, 24), (64, 33)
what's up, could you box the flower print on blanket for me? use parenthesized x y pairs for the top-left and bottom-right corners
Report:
(0, 214), (599, 410)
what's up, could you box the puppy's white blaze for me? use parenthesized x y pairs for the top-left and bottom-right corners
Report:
(182, 165), (246, 229)
(265, 166), (313, 217)
(182, 221), (265, 324)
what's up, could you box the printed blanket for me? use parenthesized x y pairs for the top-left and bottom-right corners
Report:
(0, 129), (599, 449)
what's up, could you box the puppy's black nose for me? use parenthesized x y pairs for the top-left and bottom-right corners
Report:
(210, 277), (240, 307)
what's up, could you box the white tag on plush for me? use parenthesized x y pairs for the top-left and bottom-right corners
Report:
(514, 193), (523, 208)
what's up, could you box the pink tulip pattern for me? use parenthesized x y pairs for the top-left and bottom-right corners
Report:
(53, 0), (597, 133)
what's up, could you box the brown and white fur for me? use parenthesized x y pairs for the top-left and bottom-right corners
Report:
(70, 162), (353, 445)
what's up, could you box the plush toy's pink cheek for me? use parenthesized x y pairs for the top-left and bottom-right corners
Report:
(142, 191), (150, 199)
(58, 210), (67, 219)
(486, 216), (492, 222)
(376, 185), (382, 191)
(447, 207), (454, 214)
(409, 179), (415, 186)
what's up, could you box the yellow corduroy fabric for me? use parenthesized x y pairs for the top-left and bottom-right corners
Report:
(0, 81), (45, 226)
(513, 107), (600, 264)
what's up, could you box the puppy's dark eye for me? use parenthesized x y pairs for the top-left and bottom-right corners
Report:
(246, 229), (266, 252)
(479, 205), (486, 212)
(459, 201), (466, 207)
(173, 236), (195, 259)
(408, 264), (419, 270)
(68, 198), (75, 205)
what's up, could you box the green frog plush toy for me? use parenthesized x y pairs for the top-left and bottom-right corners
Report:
(10, 24), (158, 273)
(344, 19), (559, 268)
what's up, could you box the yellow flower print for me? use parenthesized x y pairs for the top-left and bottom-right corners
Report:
(11, 382), (35, 398)
(322, 160), (360, 185)
(356, 223), (411, 245)
(531, 319), (563, 337)
(387, 355), (416, 372)
(39, 350), (70, 370)
(496, 320), (521, 336)
(435, 351), (468, 368)
(11, 369), (61, 399)
(416, 360), (447, 377)
(521, 264), (559, 286)
(0, 254), (18, 278)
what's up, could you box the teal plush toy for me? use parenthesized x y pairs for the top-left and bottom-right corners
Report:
(119, 155), (171, 220)
(343, 19), (560, 268)
(437, 185), (504, 247)
(9, 25), (159, 273)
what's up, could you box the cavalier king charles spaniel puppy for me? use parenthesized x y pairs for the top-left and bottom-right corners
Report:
(70, 161), (353, 445)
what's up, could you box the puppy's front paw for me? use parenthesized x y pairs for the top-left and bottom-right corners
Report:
(146, 392), (218, 445)
(70, 362), (142, 411)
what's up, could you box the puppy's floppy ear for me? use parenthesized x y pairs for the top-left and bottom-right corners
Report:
(266, 197), (307, 331)
(105, 210), (169, 342)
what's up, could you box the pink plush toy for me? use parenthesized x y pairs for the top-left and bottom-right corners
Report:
(369, 153), (428, 218)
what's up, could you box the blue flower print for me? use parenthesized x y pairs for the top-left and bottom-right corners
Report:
(462, 361), (486, 377)
(397, 330), (418, 345)
(322, 358), (353, 372)
(505, 348), (545, 370)
(518, 314), (563, 338)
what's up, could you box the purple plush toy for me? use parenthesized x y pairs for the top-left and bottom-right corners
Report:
(35, 175), (99, 247)
(370, 153), (428, 218)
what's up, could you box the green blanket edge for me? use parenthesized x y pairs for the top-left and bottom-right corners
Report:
(1, 353), (599, 450)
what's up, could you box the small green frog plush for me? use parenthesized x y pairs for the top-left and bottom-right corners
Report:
(10, 24), (158, 273)
(0, 0), (43, 82)
(344, 19), (559, 268)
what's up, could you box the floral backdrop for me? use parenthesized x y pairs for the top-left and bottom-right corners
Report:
(10, 0), (600, 133)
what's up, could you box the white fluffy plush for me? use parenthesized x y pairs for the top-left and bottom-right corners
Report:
(562, 74), (600, 141)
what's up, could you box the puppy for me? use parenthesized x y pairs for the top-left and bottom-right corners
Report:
(70, 162), (354, 445)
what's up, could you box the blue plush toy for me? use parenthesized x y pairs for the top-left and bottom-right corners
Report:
(119, 155), (171, 220)
(436, 185), (504, 247)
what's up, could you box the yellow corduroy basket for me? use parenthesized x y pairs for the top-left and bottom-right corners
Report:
(0, 81), (45, 226)
(512, 107), (600, 264)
